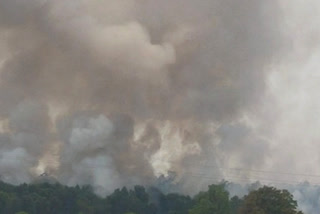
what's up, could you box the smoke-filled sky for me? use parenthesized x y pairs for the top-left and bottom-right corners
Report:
(1, 0), (320, 211)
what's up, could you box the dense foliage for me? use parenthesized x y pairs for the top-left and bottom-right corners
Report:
(239, 186), (303, 214)
(0, 181), (303, 214)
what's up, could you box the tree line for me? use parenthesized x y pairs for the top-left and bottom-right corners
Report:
(0, 181), (303, 214)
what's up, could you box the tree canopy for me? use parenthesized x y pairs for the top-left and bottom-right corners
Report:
(239, 186), (303, 214)
(0, 181), (303, 214)
(189, 183), (231, 214)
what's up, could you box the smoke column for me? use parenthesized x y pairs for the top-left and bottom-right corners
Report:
(0, 0), (320, 211)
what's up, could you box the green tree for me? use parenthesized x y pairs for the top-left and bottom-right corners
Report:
(159, 193), (192, 214)
(230, 196), (243, 214)
(0, 191), (21, 213)
(106, 186), (157, 214)
(189, 183), (230, 214)
(239, 186), (304, 214)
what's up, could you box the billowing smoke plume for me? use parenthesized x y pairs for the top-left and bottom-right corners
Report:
(0, 0), (320, 211)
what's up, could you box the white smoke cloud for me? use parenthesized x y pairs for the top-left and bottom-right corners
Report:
(0, 147), (35, 184)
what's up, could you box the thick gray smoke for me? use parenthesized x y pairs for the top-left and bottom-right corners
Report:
(0, 0), (320, 211)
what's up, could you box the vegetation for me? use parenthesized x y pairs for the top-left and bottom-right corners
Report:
(239, 186), (303, 214)
(189, 184), (230, 214)
(0, 181), (303, 214)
